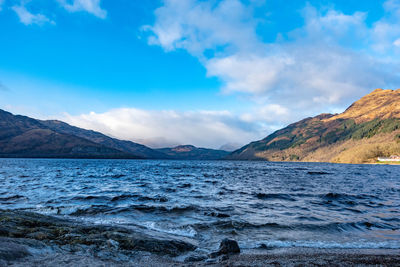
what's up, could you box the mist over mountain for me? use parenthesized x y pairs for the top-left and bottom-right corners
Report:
(156, 145), (229, 160)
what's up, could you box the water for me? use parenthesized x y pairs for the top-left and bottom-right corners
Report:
(1, 159), (399, 251)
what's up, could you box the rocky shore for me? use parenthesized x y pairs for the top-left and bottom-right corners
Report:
(0, 209), (197, 266)
(1, 210), (399, 266)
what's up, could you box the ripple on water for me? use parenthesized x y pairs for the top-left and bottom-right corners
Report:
(0, 158), (399, 250)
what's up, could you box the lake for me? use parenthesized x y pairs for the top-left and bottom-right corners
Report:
(1, 159), (399, 252)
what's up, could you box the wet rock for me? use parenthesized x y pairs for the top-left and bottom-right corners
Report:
(106, 239), (119, 249)
(0, 210), (196, 257)
(219, 254), (229, 262)
(27, 231), (54, 240)
(209, 251), (220, 258)
(205, 258), (217, 264)
(209, 239), (240, 259)
(218, 238), (240, 255)
(0, 240), (30, 261)
(114, 236), (196, 256)
(184, 255), (208, 262)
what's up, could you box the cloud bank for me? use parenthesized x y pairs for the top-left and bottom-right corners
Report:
(144, 0), (400, 115)
(63, 108), (266, 149)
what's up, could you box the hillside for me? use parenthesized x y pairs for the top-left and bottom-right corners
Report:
(228, 89), (400, 164)
(0, 109), (227, 160)
(40, 120), (167, 159)
(0, 109), (138, 158)
(156, 145), (229, 160)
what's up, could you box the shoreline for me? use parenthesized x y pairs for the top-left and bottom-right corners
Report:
(1, 210), (399, 266)
(2, 157), (400, 166)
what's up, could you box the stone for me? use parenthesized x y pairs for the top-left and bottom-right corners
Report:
(0, 240), (30, 261)
(218, 239), (240, 255)
(184, 255), (207, 262)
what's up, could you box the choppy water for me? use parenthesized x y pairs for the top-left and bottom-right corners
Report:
(1, 159), (399, 251)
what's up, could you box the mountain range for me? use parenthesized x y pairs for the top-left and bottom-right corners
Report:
(0, 109), (228, 160)
(156, 145), (229, 160)
(1, 89), (400, 163)
(228, 89), (400, 164)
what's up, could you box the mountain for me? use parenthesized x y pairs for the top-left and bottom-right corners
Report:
(0, 109), (226, 160)
(219, 143), (242, 152)
(156, 145), (229, 160)
(40, 120), (167, 159)
(228, 89), (400, 164)
(0, 109), (138, 158)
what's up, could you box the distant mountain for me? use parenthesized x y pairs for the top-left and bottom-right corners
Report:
(228, 89), (400, 164)
(156, 145), (229, 160)
(219, 143), (242, 152)
(0, 109), (228, 160)
(0, 109), (137, 158)
(40, 120), (167, 159)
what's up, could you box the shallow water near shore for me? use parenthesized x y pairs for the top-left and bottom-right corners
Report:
(1, 158), (399, 253)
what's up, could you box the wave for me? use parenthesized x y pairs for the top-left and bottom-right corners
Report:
(142, 222), (197, 238)
(307, 171), (332, 175)
(0, 195), (26, 201)
(255, 193), (296, 201)
(110, 194), (168, 203)
(111, 194), (140, 201)
(192, 219), (398, 232)
(130, 204), (200, 213)
(250, 240), (400, 249)
(67, 203), (200, 216)
(72, 195), (111, 201)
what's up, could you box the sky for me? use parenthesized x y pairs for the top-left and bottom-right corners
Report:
(1, 0), (400, 149)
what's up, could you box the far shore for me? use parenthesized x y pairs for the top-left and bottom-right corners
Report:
(2, 157), (400, 165)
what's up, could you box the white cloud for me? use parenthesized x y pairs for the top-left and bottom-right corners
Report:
(57, 0), (107, 19)
(370, 0), (400, 53)
(0, 0), (4, 11)
(241, 104), (290, 123)
(145, 0), (400, 123)
(12, 3), (55, 26)
(62, 108), (266, 149)
(144, 0), (259, 57)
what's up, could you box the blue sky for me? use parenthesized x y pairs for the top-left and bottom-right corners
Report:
(1, 0), (400, 148)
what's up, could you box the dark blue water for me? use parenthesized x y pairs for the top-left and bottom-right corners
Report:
(0, 159), (399, 251)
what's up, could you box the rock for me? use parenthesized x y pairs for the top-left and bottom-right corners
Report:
(209, 251), (220, 258)
(115, 236), (196, 256)
(184, 255), (208, 262)
(27, 231), (53, 240)
(218, 238), (240, 255)
(0, 240), (30, 261)
(219, 254), (229, 262)
(0, 210), (196, 257)
(106, 239), (119, 249)
(209, 239), (240, 259)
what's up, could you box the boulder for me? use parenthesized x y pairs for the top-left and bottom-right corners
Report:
(209, 239), (240, 258)
(218, 238), (240, 254)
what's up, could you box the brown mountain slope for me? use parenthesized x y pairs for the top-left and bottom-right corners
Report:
(40, 120), (168, 159)
(0, 109), (141, 158)
(326, 89), (400, 123)
(228, 89), (400, 163)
